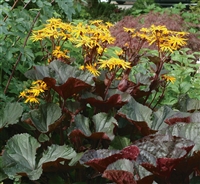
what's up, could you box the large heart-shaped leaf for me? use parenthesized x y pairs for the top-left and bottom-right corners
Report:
(2, 133), (76, 180)
(169, 150), (200, 183)
(80, 145), (139, 173)
(109, 135), (132, 150)
(81, 91), (131, 112)
(102, 159), (154, 184)
(158, 121), (200, 154)
(25, 60), (94, 86)
(92, 112), (118, 140)
(134, 134), (194, 177)
(24, 65), (49, 80)
(49, 60), (94, 85)
(43, 77), (91, 100)
(68, 114), (92, 138)
(118, 97), (154, 135)
(0, 102), (23, 129)
(68, 113), (118, 141)
(102, 159), (137, 184)
(2, 133), (42, 180)
(151, 106), (176, 130)
(38, 144), (76, 167)
(28, 103), (62, 133)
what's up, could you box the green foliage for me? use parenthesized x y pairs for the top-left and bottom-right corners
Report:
(190, 0), (200, 13)
(162, 49), (200, 107)
(1, 2), (200, 184)
(0, 0), (82, 100)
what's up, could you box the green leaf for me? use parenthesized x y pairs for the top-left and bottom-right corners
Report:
(92, 113), (118, 140)
(69, 114), (92, 137)
(180, 81), (192, 94)
(69, 152), (84, 166)
(186, 98), (200, 111)
(29, 103), (62, 133)
(0, 157), (7, 181)
(2, 133), (42, 180)
(2, 134), (76, 181)
(102, 159), (137, 184)
(151, 106), (176, 130)
(117, 97), (153, 135)
(106, 158), (134, 173)
(38, 144), (76, 166)
(0, 102), (23, 129)
(118, 97), (152, 124)
(109, 136), (131, 150)
(25, 60), (94, 86)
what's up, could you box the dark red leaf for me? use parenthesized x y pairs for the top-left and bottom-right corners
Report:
(169, 150), (200, 183)
(137, 175), (154, 184)
(102, 170), (137, 184)
(43, 77), (91, 100)
(165, 112), (191, 125)
(69, 130), (110, 140)
(83, 94), (128, 112)
(134, 134), (194, 178)
(80, 145), (140, 173)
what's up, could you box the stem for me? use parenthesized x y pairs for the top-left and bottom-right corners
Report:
(148, 90), (158, 108)
(104, 71), (116, 99)
(4, 10), (41, 94)
(3, 0), (20, 22)
(152, 82), (167, 110)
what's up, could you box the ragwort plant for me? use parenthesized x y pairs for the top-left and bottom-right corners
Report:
(1, 18), (200, 184)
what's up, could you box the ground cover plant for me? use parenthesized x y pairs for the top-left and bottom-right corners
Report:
(1, 15), (200, 184)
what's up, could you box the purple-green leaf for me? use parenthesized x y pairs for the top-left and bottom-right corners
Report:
(0, 102), (23, 129)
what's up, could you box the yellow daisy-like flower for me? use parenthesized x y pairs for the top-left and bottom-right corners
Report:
(115, 49), (124, 56)
(19, 80), (48, 104)
(85, 64), (100, 76)
(19, 91), (27, 98)
(99, 58), (131, 71)
(79, 65), (85, 70)
(105, 22), (114, 28)
(32, 80), (48, 90)
(167, 35), (187, 49)
(24, 95), (40, 104)
(123, 27), (136, 34)
(52, 46), (70, 59)
(162, 75), (176, 84)
(90, 20), (103, 25)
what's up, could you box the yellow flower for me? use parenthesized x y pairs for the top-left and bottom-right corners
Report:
(19, 91), (27, 98)
(123, 27), (135, 34)
(90, 20), (103, 25)
(105, 22), (114, 28)
(19, 80), (48, 104)
(115, 49), (123, 56)
(79, 65), (85, 70)
(85, 64), (100, 76)
(162, 75), (176, 84)
(24, 95), (40, 104)
(167, 35), (187, 49)
(99, 58), (131, 70)
(52, 46), (70, 59)
(32, 80), (48, 90)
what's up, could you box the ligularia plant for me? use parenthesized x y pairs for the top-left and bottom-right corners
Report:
(1, 18), (200, 184)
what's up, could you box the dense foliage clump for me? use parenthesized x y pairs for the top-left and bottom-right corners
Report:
(1, 1), (200, 184)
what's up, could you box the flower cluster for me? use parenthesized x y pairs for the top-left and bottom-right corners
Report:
(19, 80), (48, 103)
(124, 24), (188, 52)
(21, 19), (189, 104)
